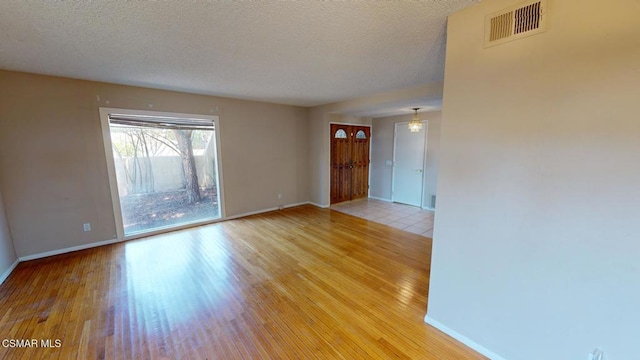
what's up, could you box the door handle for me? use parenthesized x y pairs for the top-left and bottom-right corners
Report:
(416, 169), (423, 173)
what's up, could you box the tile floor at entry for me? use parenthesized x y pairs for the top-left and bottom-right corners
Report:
(331, 198), (435, 238)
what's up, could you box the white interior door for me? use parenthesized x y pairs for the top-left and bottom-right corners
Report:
(392, 122), (426, 207)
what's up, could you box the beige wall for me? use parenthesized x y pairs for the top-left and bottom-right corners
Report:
(427, 0), (640, 359)
(0, 186), (18, 282)
(0, 70), (309, 258)
(370, 111), (441, 208)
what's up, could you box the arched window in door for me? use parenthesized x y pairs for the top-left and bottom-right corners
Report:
(334, 129), (347, 139)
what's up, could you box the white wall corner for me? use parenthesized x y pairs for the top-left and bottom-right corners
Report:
(424, 315), (508, 360)
(0, 258), (20, 285)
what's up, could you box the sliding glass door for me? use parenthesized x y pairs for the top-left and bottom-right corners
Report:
(100, 109), (222, 238)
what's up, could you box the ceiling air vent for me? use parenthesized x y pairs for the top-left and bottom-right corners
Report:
(484, 0), (547, 48)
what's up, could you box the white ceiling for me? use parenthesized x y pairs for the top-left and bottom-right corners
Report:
(0, 1), (477, 108)
(342, 98), (444, 119)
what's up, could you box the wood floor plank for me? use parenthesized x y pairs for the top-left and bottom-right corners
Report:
(0, 205), (486, 359)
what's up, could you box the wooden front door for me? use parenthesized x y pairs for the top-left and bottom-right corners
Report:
(330, 124), (370, 205)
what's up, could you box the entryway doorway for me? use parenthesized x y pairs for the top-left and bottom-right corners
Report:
(330, 124), (371, 205)
(392, 121), (427, 207)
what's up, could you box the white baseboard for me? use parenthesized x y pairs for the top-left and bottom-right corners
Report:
(424, 315), (507, 360)
(225, 201), (311, 221)
(19, 202), (313, 262)
(422, 206), (436, 211)
(0, 258), (20, 285)
(309, 202), (329, 208)
(19, 237), (121, 262)
(225, 208), (278, 220)
(283, 201), (310, 209)
(369, 196), (392, 202)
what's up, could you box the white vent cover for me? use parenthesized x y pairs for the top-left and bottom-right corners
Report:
(484, 0), (548, 47)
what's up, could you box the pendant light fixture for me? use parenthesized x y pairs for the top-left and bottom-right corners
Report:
(408, 108), (423, 132)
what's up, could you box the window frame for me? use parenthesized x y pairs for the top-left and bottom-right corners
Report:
(99, 107), (224, 241)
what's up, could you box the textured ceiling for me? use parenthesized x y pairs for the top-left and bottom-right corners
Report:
(0, 1), (477, 107)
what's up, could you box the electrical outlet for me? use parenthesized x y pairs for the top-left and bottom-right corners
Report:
(277, 193), (282, 199)
(83, 223), (91, 232)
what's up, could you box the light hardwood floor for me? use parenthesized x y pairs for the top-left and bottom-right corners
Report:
(0, 205), (485, 359)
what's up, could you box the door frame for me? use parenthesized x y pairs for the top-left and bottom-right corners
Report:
(391, 121), (428, 208)
(329, 122), (373, 204)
